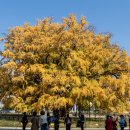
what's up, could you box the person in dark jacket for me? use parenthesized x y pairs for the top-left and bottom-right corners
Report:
(112, 117), (118, 130)
(79, 114), (85, 130)
(54, 114), (59, 130)
(47, 112), (51, 130)
(65, 114), (72, 130)
(21, 112), (28, 130)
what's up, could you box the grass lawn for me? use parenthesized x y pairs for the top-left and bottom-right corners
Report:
(0, 119), (105, 128)
(0, 119), (24, 127)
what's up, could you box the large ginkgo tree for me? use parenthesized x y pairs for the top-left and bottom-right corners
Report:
(0, 15), (130, 113)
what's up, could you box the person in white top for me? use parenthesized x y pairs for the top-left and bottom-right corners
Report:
(39, 110), (48, 130)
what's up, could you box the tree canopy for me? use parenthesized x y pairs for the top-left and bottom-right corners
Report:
(0, 15), (130, 113)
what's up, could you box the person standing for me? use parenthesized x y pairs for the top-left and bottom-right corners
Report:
(119, 115), (125, 130)
(39, 110), (48, 130)
(31, 111), (39, 130)
(65, 114), (72, 130)
(79, 114), (85, 130)
(112, 117), (118, 130)
(21, 112), (28, 130)
(105, 115), (113, 130)
(47, 112), (51, 130)
(54, 114), (60, 130)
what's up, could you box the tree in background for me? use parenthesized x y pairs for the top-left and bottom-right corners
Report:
(0, 15), (130, 113)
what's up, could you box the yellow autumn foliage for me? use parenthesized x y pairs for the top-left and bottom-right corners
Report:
(0, 14), (130, 113)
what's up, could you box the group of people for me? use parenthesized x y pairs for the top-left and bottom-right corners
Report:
(21, 112), (129, 130)
(105, 115), (127, 130)
(64, 113), (85, 130)
(21, 111), (51, 130)
(21, 111), (85, 130)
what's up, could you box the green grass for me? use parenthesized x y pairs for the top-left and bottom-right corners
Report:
(0, 119), (25, 127)
(0, 119), (106, 128)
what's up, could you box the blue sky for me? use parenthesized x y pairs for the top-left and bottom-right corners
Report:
(0, 0), (130, 54)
